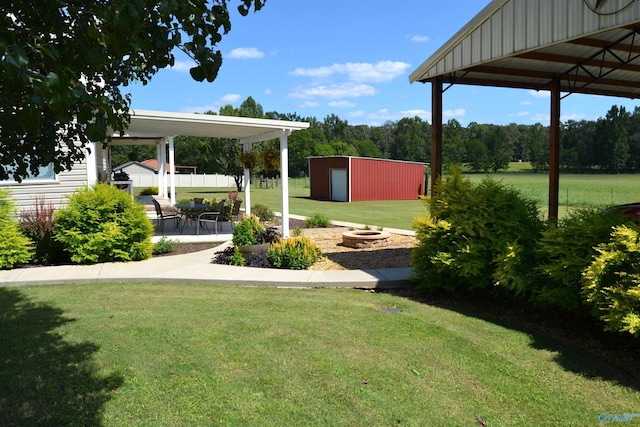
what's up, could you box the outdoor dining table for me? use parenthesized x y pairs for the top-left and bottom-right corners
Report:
(175, 203), (220, 234)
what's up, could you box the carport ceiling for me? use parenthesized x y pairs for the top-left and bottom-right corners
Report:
(409, 0), (640, 99)
(110, 109), (309, 142)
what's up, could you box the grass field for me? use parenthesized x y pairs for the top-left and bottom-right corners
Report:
(165, 163), (640, 230)
(2, 284), (638, 426)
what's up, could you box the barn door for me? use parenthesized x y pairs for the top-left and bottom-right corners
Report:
(330, 169), (348, 202)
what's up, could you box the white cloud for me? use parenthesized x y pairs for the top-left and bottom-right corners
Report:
(291, 61), (411, 83)
(410, 35), (430, 43)
(220, 93), (242, 103)
(443, 108), (466, 118)
(170, 60), (194, 72)
(328, 100), (356, 108)
(264, 89), (272, 95)
(228, 47), (265, 59)
(520, 101), (533, 106)
(290, 83), (377, 100)
(509, 111), (530, 117)
(346, 110), (365, 118)
(298, 101), (320, 108)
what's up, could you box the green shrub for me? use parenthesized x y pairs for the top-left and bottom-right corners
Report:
(534, 207), (632, 310)
(139, 186), (159, 196)
(305, 213), (331, 228)
(229, 246), (246, 266)
(19, 194), (61, 264)
(411, 166), (544, 295)
(53, 183), (154, 264)
(252, 203), (274, 222)
(152, 236), (174, 255)
(582, 225), (640, 337)
(267, 236), (322, 270)
(232, 215), (266, 246)
(0, 189), (33, 268)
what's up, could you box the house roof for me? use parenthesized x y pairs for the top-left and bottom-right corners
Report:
(109, 109), (310, 145)
(409, 0), (640, 99)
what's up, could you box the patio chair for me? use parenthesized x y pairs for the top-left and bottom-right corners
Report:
(196, 199), (226, 235)
(152, 198), (181, 233)
(226, 199), (243, 231)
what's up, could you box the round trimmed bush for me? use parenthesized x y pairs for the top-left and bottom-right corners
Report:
(54, 183), (154, 264)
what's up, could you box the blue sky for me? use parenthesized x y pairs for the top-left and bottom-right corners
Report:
(126, 0), (640, 127)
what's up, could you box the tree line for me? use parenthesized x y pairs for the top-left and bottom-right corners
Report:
(111, 98), (640, 181)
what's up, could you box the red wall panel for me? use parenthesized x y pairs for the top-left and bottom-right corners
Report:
(351, 158), (424, 201)
(310, 157), (425, 202)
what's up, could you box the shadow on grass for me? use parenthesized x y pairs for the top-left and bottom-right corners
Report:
(385, 286), (640, 391)
(0, 287), (123, 426)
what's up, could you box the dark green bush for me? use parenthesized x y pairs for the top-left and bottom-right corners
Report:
(152, 236), (173, 255)
(139, 186), (159, 196)
(534, 207), (633, 310)
(267, 236), (322, 270)
(0, 189), (33, 268)
(305, 213), (331, 228)
(411, 166), (544, 295)
(53, 183), (154, 264)
(252, 203), (274, 222)
(582, 225), (640, 337)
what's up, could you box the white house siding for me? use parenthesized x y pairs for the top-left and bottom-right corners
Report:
(1, 159), (89, 214)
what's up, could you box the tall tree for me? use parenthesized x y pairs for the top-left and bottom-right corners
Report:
(0, 0), (266, 181)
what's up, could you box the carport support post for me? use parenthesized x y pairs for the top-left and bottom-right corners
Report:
(280, 131), (291, 238)
(549, 80), (560, 220)
(242, 142), (251, 217)
(430, 76), (443, 196)
(168, 136), (176, 205)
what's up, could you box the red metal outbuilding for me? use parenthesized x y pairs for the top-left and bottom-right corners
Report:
(309, 156), (427, 202)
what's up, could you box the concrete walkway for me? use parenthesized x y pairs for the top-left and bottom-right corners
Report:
(0, 215), (415, 289)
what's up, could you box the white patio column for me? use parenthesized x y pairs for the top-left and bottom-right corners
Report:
(280, 131), (291, 238)
(168, 136), (176, 205)
(157, 142), (165, 198)
(243, 141), (251, 217)
(85, 142), (98, 185)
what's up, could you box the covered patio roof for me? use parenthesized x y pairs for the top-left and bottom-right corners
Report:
(409, 0), (640, 218)
(109, 109), (310, 237)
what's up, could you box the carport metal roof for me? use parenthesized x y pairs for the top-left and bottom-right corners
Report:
(109, 109), (310, 237)
(410, 0), (640, 218)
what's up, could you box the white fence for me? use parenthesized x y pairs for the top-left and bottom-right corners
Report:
(129, 173), (241, 189)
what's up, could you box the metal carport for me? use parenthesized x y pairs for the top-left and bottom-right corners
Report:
(409, 0), (640, 219)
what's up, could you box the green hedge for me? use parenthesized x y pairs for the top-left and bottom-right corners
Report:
(0, 189), (32, 268)
(54, 183), (154, 264)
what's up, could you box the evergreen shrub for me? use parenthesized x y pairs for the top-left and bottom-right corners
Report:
(152, 236), (174, 255)
(53, 183), (154, 264)
(0, 189), (33, 268)
(139, 186), (159, 196)
(534, 207), (633, 310)
(411, 166), (543, 294)
(582, 225), (640, 337)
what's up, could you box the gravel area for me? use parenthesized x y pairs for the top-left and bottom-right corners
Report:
(160, 218), (416, 270)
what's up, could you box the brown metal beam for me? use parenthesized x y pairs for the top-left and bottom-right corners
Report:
(431, 76), (443, 197)
(549, 80), (561, 221)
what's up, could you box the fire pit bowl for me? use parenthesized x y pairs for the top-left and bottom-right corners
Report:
(342, 230), (391, 249)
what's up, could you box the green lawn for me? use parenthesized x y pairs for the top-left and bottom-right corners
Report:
(2, 284), (638, 426)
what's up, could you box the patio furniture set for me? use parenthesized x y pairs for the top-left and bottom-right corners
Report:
(152, 198), (242, 235)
